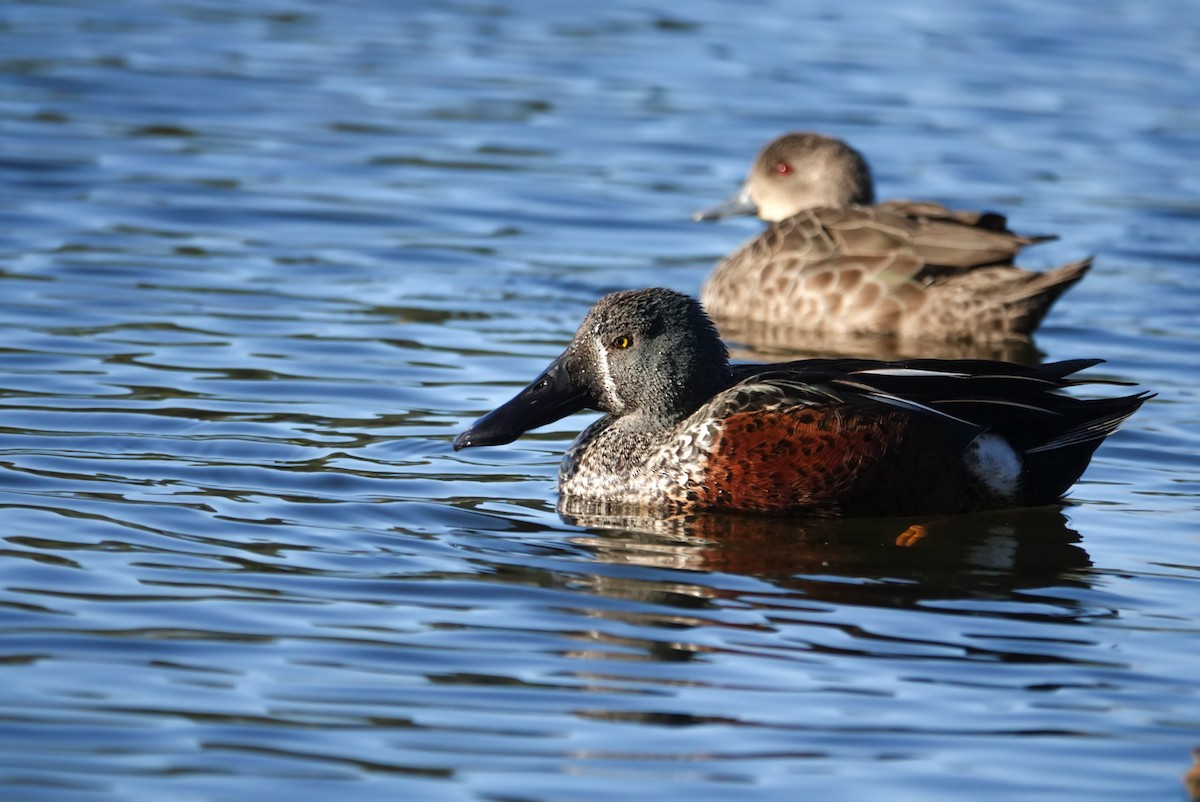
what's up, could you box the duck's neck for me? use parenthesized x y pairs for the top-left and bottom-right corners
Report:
(639, 361), (735, 430)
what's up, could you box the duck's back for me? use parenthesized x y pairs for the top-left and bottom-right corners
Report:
(700, 202), (1082, 341)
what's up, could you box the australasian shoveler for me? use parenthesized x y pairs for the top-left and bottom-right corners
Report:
(695, 132), (1091, 342)
(454, 288), (1149, 518)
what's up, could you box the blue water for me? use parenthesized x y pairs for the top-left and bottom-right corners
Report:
(2, 1), (1199, 800)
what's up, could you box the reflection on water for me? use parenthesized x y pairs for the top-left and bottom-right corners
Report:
(562, 503), (1090, 610)
(718, 318), (1045, 363)
(1, 0), (1199, 800)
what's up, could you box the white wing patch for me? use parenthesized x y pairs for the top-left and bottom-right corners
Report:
(833, 379), (976, 426)
(965, 433), (1022, 499)
(856, 368), (971, 378)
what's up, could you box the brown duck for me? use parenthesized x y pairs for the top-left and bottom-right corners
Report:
(695, 132), (1091, 343)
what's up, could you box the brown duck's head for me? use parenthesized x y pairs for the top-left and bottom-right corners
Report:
(694, 132), (875, 223)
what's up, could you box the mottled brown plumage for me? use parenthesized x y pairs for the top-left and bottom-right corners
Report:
(694, 406), (918, 514)
(696, 133), (1090, 342)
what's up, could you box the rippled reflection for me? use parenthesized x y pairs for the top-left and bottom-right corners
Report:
(718, 318), (1045, 363)
(561, 502), (1090, 610)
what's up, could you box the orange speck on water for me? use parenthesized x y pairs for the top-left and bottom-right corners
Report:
(895, 524), (928, 547)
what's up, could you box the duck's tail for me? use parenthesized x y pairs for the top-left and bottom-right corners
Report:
(1002, 256), (1093, 336)
(1019, 388), (1153, 501)
(917, 257), (1093, 342)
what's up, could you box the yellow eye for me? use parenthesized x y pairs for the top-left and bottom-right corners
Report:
(611, 335), (632, 350)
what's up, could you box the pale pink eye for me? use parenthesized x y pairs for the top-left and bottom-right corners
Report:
(774, 161), (793, 176)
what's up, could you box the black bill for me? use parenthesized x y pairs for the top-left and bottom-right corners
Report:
(453, 351), (590, 450)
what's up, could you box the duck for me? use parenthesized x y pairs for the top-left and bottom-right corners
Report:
(454, 288), (1149, 518)
(694, 132), (1091, 342)
(1185, 747), (1200, 801)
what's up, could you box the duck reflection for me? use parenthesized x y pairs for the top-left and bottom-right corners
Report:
(717, 318), (1043, 365)
(558, 499), (1090, 609)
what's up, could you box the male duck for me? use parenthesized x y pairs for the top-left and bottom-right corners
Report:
(695, 132), (1091, 342)
(454, 288), (1148, 518)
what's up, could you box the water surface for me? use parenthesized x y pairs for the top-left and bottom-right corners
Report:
(2, 1), (1199, 800)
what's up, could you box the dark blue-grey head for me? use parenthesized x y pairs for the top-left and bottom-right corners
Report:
(694, 132), (875, 223)
(454, 288), (733, 450)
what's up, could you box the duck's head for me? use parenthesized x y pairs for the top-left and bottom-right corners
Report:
(454, 288), (732, 449)
(694, 132), (875, 223)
